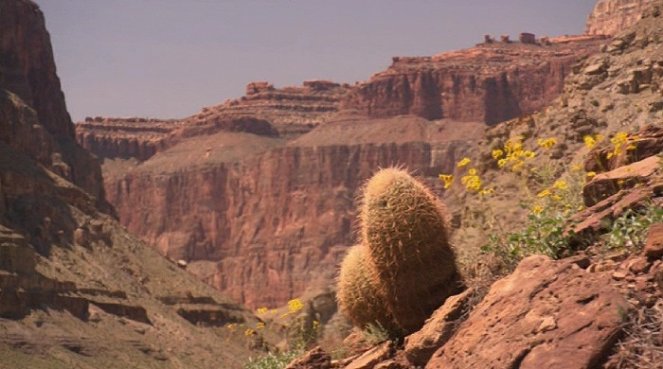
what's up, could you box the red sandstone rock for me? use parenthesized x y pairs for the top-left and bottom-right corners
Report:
(586, 0), (654, 36)
(403, 288), (473, 366)
(644, 223), (663, 259)
(583, 155), (661, 206)
(426, 256), (629, 369)
(344, 341), (394, 369)
(284, 347), (332, 369)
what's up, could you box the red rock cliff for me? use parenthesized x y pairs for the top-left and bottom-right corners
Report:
(75, 80), (351, 161)
(0, 0), (106, 205)
(341, 36), (605, 124)
(105, 117), (485, 308)
(586, 0), (654, 36)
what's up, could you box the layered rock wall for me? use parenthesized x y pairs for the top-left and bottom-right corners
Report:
(341, 37), (605, 124)
(106, 118), (480, 308)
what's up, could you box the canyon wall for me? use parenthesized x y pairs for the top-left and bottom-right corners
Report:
(75, 80), (350, 161)
(0, 2), (266, 366)
(83, 18), (608, 308)
(0, 0), (106, 205)
(340, 36), (605, 124)
(105, 116), (484, 307)
(586, 0), (654, 36)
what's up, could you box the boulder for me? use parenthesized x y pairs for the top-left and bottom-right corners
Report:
(403, 288), (474, 366)
(583, 155), (660, 207)
(644, 223), (663, 259)
(426, 256), (629, 369)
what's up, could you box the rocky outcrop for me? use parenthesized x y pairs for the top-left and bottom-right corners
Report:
(75, 81), (350, 161)
(426, 256), (628, 369)
(76, 117), (182, 161)
(586, 0), (654, 36)
(202, 80), (350, 138)
(341, 36), (606, 124)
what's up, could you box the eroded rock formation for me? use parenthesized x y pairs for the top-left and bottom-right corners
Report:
(586, 0), (655, 36)
(75, 80), (351, 161)
(340, 36), (605, 124)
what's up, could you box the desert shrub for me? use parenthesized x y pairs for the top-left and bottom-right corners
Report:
(604, 203), (663, 251)
(361, 322), (391, 345)
(244, 350), (302, 369)
(604, 303), (663, 369)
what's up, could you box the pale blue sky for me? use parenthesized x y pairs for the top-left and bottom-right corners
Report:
(35, 0), (598, 121)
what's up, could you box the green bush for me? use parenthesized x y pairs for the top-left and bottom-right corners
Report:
(244, 350), (302, 369)
(605, 204), (663, 251)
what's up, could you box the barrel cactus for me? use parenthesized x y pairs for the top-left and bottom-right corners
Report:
(336, 244), (398, 333)
(361, 168), (461, 333)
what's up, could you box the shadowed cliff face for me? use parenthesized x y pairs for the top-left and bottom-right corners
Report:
(586, 0), (654, 36)
(340, 36), (606, 124)
(0, 0), (106, 206)
(0, 2), (271, 367)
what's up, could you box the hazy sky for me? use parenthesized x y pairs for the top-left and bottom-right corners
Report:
(35, 0), (598, 121)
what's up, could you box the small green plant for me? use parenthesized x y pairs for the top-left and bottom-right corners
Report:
(605, 204), (663, 251)
(482, 209), (571, 269)
(244, 350), (302, 369)
(361, 322), (391, 345)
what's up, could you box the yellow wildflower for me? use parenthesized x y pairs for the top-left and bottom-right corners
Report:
(479, 188), (494, 196)
(611, 132), (629, 146)
(457, 157), (471, 168)
(256, 307), (268, 315)
(536, 137), (557, 150)
(492, 149), (504, 160)
(287, 298), (304, 314)
(497, 159), (507, 168)
(439, 174), (454, 189)
(583, 135), (597, 149)
(531, 204), (544, 215)
(551, 195), (562, 202)
(461, 170), (482, 192)
(523, 151), (536, 159)
(552, 180), (568, 191)
(586, 171), (597, 178)
(505, 138), (523, 154)
(244, 328), (256, 337)
(571, 163), (583, 172)
(537, 189), (552, 198)
(256, 322), (265, 330)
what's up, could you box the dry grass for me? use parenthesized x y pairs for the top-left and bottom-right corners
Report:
(604, 302), (663, 369)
